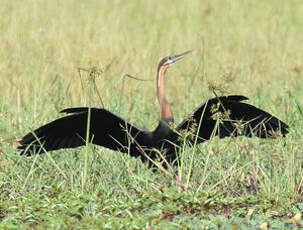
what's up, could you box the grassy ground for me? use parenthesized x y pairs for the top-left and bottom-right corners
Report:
(1, 0), (303, 229)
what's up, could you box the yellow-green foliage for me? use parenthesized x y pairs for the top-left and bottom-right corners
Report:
(1, 0), (302, 118)
(1, 1), (303, 228)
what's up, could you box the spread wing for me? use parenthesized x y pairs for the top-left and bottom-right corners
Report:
(174, 95), (289, 145)
(18, 108), (151, 158)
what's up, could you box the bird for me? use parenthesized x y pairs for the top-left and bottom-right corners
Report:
(18, 50), (289, 166)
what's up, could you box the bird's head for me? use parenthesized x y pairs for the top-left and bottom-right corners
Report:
(158, 50), (193, 70)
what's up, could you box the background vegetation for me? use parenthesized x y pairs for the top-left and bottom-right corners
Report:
(1, 0), (302, 228)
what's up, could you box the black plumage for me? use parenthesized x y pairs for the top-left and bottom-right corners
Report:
(18, 51), (289, 165)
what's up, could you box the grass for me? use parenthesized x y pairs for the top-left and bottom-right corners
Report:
(1, 0), (303, 228)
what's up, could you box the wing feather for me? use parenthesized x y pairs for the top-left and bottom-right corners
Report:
(175, 95), (289, 145)
(18, 108), (151, 158)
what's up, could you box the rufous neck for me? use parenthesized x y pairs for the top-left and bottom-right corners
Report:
(157, 65), (173, 120)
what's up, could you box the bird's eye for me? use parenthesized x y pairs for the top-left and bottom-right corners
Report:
(167, 57), (174, 64)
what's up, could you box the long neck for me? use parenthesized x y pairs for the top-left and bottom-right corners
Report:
(157, 64), (173, 120)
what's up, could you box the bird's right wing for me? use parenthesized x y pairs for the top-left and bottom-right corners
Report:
(18, 108), (150, 158)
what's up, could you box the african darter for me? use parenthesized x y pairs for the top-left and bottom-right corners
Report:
(18, 50), (289, 165)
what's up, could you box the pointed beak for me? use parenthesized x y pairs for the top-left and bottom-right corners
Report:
(170, 50), (193, 63)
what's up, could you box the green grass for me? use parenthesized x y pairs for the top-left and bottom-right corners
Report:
(1, 0), (303, 229)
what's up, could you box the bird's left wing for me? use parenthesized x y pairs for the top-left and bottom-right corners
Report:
(173, 95), (289, 146)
